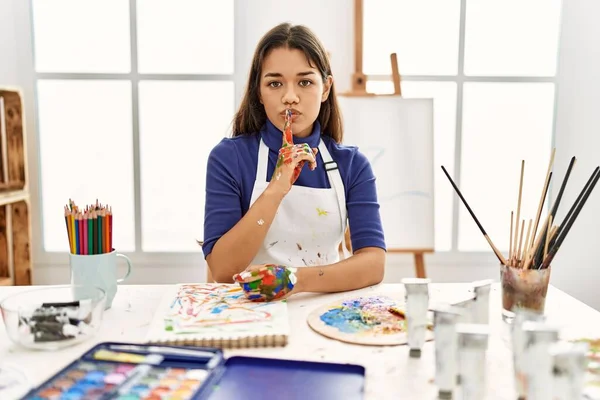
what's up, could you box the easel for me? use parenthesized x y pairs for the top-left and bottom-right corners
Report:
(338, 0), (433, 278)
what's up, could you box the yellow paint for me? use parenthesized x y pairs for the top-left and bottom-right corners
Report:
(316, 208), (329, 216)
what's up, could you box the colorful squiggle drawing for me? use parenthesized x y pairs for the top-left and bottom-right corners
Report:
(164, 284), (274, 333)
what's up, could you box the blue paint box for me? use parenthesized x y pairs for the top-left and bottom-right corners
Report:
(22, 341), (365, 399)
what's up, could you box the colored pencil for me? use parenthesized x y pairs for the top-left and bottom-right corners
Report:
(75, 215), (80, 255)
(88, 213), (94, 255)
(82, 214), (88, 255)
(70, 212), (76, 254)
(59, 200), (111, 256)
(64, 208), (72, 254)
(92, 211), (98, 255)
(104, 209), (109, 253)
(108, 208), (113, 252)
(98, 212), (103, 255)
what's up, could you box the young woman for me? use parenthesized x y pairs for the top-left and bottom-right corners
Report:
(203, 23), (386, 299)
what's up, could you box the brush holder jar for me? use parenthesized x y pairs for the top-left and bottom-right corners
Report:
(500, 263), (551, 324)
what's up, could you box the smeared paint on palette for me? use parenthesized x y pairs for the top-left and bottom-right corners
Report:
(307, 296), (434, 346)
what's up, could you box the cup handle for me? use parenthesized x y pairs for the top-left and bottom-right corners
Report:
(116, 253), (132, 283)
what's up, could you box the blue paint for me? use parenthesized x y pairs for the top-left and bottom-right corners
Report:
(211, 304), (229, 314)
(320, 296), (402, 334)
(319, 307), (371, 334)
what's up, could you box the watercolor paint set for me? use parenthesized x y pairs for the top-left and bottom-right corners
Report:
(23, 341), (365, 400)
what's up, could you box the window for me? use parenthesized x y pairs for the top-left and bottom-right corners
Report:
(364, 0), (562, 252)
(32, 0), (235, 254)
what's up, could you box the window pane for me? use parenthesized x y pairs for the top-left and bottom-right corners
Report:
(464, 0), (562, 76)
(459, 83), (555, 252)
(363, 0), (461, 75)
(367, 81), (457, 251)
(139, 81), (234, 251)
(32, 0), (130, 73)
(137, 0), (234, 74)
(37, 80), (135, 252)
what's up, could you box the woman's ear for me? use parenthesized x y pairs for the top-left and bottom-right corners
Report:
(321, 75), (333, 102)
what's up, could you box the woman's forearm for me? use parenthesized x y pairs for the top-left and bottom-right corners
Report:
(294, 248), (385, 293)
(208, 188), (283, 282)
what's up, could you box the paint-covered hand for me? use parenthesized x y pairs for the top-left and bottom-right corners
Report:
(268, 144), (318, 197)
(233, 264), (298, 302)
(268, 108), (318, 194)
(280, 143), (318, 179)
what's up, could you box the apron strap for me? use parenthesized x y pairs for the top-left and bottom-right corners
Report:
(256, 139), (269, 182)
(318, 141), (351, 260)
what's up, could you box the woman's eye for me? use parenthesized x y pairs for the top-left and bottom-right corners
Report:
(299, 80), (312, 87)
(268, 82), (282, 88)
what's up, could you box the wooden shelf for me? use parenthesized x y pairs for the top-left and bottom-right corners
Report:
(0, 189), (29, 207)
(0, 88), (32, 286)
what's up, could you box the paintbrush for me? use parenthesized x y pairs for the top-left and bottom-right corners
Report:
(388, 306), (405, 318)
(531, 157), (577, 267)
(533, 165), (599, 268)
(513, 160), (525, 267)
(441, 166), (507, 265)
(540, 167), (600, 269)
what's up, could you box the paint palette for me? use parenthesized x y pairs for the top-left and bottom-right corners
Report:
(24, 342), (216, 400)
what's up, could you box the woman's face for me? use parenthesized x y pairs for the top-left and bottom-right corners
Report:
(259, 47), (332, 138)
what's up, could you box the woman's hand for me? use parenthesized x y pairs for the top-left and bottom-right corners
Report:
(267, 144), (318, 197)
(233, 264), (298, 301)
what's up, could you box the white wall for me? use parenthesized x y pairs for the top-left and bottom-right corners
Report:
(234, 0), (355, 104)
(550, 0), (600, 309)
(0, 0), (19, 87)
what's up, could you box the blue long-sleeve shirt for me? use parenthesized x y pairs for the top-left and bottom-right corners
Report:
(202, 119), (386, 258)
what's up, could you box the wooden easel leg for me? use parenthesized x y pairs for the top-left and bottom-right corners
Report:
(414, 253), (426, 278)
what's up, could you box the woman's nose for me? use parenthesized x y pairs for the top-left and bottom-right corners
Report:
(282, 86), (299, 104)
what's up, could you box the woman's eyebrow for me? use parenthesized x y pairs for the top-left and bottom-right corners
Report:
(263, 71), (316, 78)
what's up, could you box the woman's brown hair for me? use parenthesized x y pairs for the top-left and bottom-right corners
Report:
(232, 23), (343, 143)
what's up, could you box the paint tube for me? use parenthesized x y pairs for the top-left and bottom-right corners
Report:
(511, 309), (546, 399)
(521, 321), (560, 400)
(402, 278), (430, 358)
(550, 341), (588, 400)
(431, 304), (465, 399)
(472, 279), (492, 325)
(456, 323), (489, 400)
(451, 294), (475, 324)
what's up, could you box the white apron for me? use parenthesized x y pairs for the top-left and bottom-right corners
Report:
(249, 138), (351, 267)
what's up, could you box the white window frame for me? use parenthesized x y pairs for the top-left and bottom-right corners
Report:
(363, 0), (559, 256)
(19, 0), (237, 270)
(16, 0), (559, 274)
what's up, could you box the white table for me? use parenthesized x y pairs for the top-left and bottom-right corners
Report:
(1, 283), (599, 399)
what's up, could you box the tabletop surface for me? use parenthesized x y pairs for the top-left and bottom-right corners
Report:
(1, 283), (599, 399)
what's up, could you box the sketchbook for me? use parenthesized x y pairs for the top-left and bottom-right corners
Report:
(144, 283), (290, 348)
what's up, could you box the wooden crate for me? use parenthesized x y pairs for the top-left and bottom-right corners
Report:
(0, 200), (32, 286)
(0, 89), (26, 191)
(0, 205), (8, 285)
(0, 88), (32, 286)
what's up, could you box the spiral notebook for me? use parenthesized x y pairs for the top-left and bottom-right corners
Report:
(144, 283), (290, 348)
